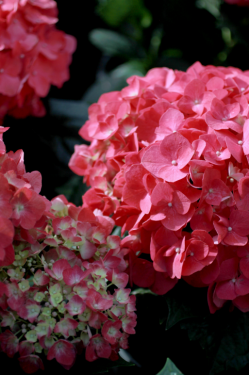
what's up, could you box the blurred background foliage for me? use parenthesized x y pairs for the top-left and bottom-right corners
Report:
(3, 1), (249, 374)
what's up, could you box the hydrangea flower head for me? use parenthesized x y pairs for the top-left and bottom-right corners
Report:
(0, 0), (76, 122)
(70, 61), (249, 313)
(0, 129), (136, 373)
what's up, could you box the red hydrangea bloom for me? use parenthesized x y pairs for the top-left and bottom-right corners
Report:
(0, 0), (76, 122)
(69, 61), (249, 315)
(0, 130), (136, 373)
(0, 329), (19, 357)
(47, 340), (76, 367)
(18, 355), (44, 374)
(85, 334), (112, 362)
(0, 126), (49, 267)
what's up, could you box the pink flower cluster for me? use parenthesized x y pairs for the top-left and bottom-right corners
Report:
(224, 0), (249, 6)
(70, 61), (249, 313)
(0, 125), (50, 267)
(0, 129), (136, 373)
(0, 0), (76, 121)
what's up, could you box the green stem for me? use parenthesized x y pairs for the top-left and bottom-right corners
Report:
(17, 318), (28, 324)
(18, 333), (25, 341)
(15, 329), (23, 336)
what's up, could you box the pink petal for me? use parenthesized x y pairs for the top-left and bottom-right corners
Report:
(0, 74), (20, 96)
(157, 108), (184, 136)
(160, 132), (194, 169)
(131, 258), (155, 288)
(216, 280), (237, 300)
(79, 239), (97, 259)
(52, 259), (71, 280)
(65, 295), (86, 316)
(235, 276), (249, 296)
(18, 355), (44, 374)
(63, 265), (85, 285)
(47, 340), (76, 366)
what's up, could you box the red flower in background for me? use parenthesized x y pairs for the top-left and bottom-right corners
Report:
(0, 0), (76, 122)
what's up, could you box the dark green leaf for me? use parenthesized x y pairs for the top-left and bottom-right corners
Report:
(196, 0), (221, 18)
(28, 276), (34, 287)
(156, 358), (183, 375)
(110, 60), (146, 78)
(96, 0), (136, 27)
(55, 175), (89, 206)
(166, 295), (199, 330)
(165, 282), (206, 330)
(111, 226), (122, 236)
(49, 99), (89, 130)
(89, 29), (137, 57)
(131, 288), (157, 295)
(209, 311), (249, 374)
(179, 316), (220, 368)
(178, 306), (249, 374)
(96, 0), (152, 28)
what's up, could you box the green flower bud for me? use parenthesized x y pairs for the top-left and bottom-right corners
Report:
(18, 280), (30, 292)
(34, 292), (45, 302)
(34, 342), (43, 353)
(25, 330), (38, 343)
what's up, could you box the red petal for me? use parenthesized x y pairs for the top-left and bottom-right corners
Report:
(18, 355), (44, 374)
(47, 340), (76, 366)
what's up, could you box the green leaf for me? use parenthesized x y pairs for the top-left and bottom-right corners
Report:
(178, 305), (249, 374)
(49, 99), (89, 130)
(111, 60), (146, 78)
(55, 175), (89, 208)
(156, 358), (183, 375)
(28, 276), (34, 287)
(131, 288), (157, 295)
(96, 0), (152, 28)
(196, 0), (222, 18)
(96, 0), (135, 27)
(89, 29), (138, 57)
(111, 226), (122, 236)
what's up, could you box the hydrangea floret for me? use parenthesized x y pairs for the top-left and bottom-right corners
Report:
(0, 129), (136, 373)
(70, 61), (249, 313)
(0, 0), (76, 122)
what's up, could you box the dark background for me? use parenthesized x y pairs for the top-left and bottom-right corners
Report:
(3, 0), (249, 374)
